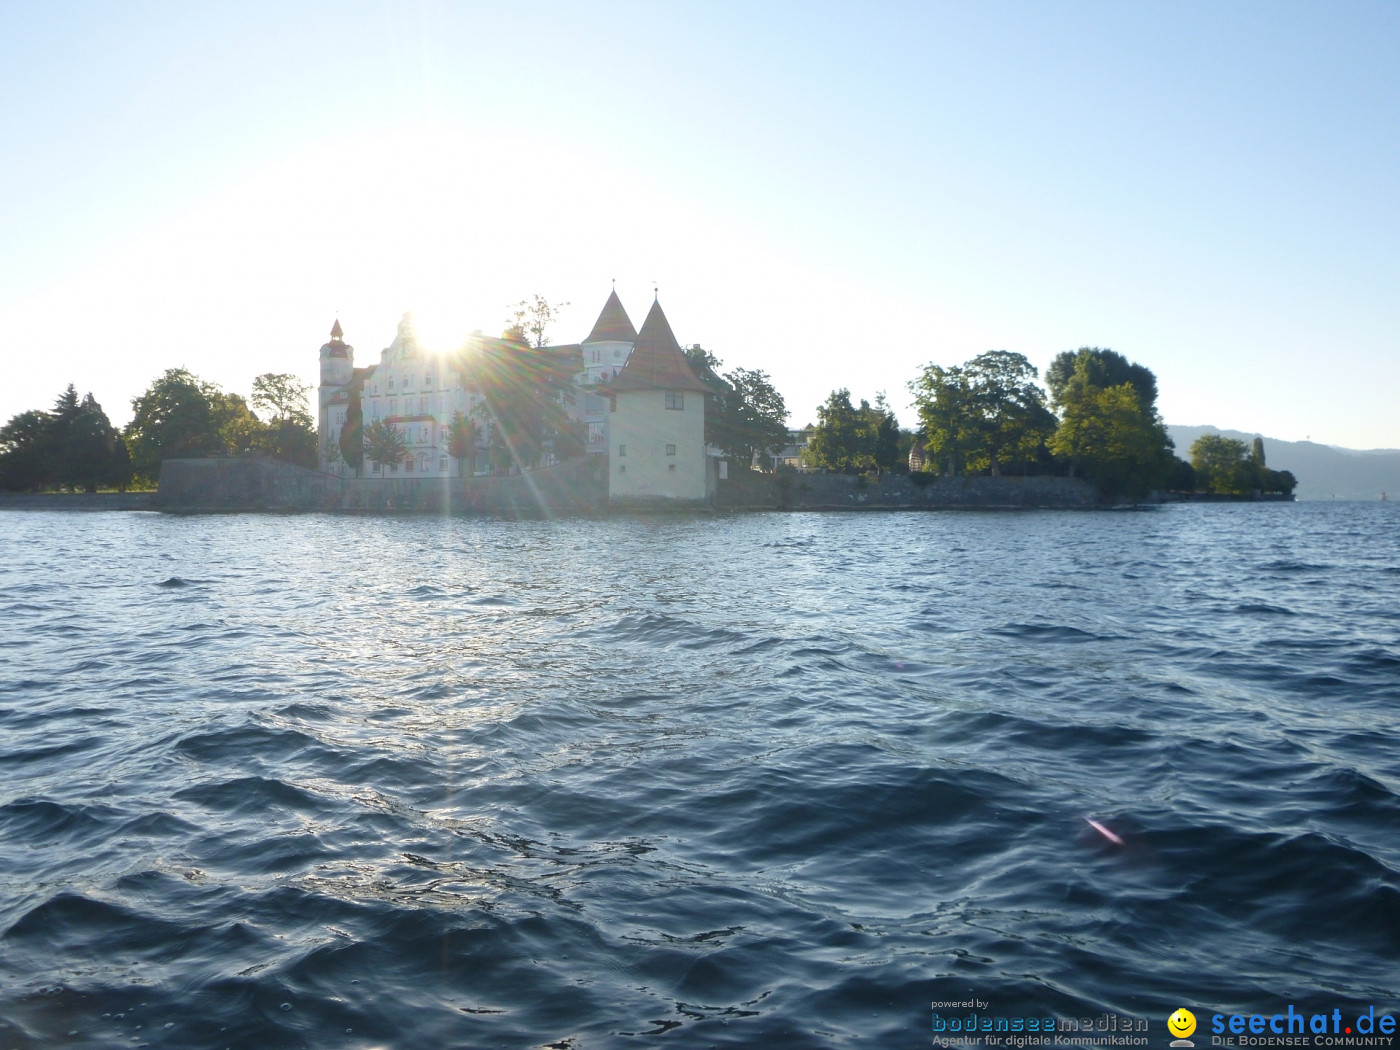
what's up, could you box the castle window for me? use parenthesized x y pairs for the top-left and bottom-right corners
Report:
(591, 349), (601, 363)
(666, 444), (676, 456)
(389, 377), (395, 389)
(405, 457), (413, 472)
(439, 457), (447, 471)
(618, 444), (626, 457)
(618, 464), (626, 474)
(668, 464), (676, 472)
(665, 392), (684, 410)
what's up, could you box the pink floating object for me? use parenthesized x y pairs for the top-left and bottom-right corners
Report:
(1086, 817), (1125, 846)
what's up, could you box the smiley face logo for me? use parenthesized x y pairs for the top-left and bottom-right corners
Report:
(1168, 1009), (1197, 1039)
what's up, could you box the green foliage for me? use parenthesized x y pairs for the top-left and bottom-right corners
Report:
(0, 410), (57, 491)
(802, 389), (902, 474)
(446, 410), (479, 475)
(908, 365), (975, 475)
(0, 386), (132, 492)
(125, 368), (315, 481)
(249, 373), (317, 468)
(1189, 434), (1251, 493)
(870, 393), (902, 474)
(251, 373), (311, 425)
(362, 418), (408, 470)
(1046, 347), (1158, 414)
(1046, 349), (1173, 498)
(125, 369), (225, 480)
(1189, 434), (1295, 495)
(803, 389), (864, 472)
(908, 351), (1055, 476)
(339, 387), (363, 470)
(684, 346), (790, 468)
(1050, 382), (1172, 498)
(63, 392), (131, 491)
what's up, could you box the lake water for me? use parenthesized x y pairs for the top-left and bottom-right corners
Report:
(1, 503), (1397, 1048)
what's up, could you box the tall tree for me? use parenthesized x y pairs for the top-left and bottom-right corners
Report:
(684, 346), (790, 468)
(63, 394), (130, 492)
(506, 294), (570, 349)
(963, 351), (1056, 476)
(339, 385), (364, 472)
(1051, 382), (1172, 498)
(869, 393), (902, 474)
(803, 389), (866, 473)
(1046, 348), (1173, 496)
(908, 364), (977, 476)
(446, 410), (479, 476)
(1046, 347), (1158, 414)
(251, 372), (316, 467)
(362, 419), (408, 472)
(125, 369), (223, 481)
(0, 410), (54, 491)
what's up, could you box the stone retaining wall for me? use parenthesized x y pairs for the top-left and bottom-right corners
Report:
(0, 492), (155, 511)
(155, 456), (608, 516)
(717, 471), (1102, 510)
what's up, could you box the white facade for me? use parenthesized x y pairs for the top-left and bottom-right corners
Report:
(318, 314), (487, 478)
(317, 293), (718, 501)
(608, 389), (708, 501)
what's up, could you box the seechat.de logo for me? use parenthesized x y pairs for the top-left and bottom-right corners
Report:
(1168, 1007), (1196, 1046)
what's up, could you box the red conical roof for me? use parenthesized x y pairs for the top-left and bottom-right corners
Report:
(583, 289), (637, 343)
(606, 299), (709, 393)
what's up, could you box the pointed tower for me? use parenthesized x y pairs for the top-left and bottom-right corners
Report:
(577, 289), (639, 454)
(318, 319), (355, 472)
(601, 297), (710, 504)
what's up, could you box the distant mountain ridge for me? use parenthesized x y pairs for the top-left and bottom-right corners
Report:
(1167, 425), (1400, 501)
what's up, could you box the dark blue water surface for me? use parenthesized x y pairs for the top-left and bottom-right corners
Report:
(1, 503), (1397, 1049)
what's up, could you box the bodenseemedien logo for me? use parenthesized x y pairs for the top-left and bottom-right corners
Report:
(1167, 1007), (1196, 1047)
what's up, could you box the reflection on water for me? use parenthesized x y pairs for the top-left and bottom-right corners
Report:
(1, 503), (1397, 1048)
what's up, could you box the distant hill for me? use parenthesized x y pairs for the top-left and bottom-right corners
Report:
(1168, 426), (1400, 502)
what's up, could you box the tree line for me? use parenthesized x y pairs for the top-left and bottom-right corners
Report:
(801, 347), (1295, 499)
(0, 370), (317, 491)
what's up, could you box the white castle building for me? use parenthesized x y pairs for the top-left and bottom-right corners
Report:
(317, 290), (716, 501)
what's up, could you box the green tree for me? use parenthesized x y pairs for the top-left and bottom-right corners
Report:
(803, 389), (866, 473)
(1046, 347), (1158, 415)
(908, 364), (977, 476)
(63, 393), (131, 492)
(1189, 433), (1283, 495)
(963, 351), (1056, 476)
(1050, 383), (1172, 498)
(868, 393), (902, 474)
(446, 410), (479, 476)
(47, 385), (83, 486)
(339, 386), (363, 472)
(1046, 348), (1173, 496)
(125, 369), (224, 481)
(0, 410), (54, 491)
(251, 373), (316, 467)
(362, 418), (408, 472)
(684, 347), (790, 468)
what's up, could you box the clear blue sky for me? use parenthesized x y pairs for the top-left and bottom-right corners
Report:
(2, 1), (1397, 448)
